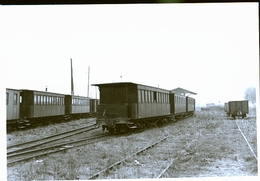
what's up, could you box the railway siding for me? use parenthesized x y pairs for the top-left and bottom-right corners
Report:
(7, 107), (258, 180)
(88, 108), (258, 179)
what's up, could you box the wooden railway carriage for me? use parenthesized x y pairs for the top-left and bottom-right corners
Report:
(65, 95), (90, 119)
(6, 88), (97, 130)
(186, 97), (195, 113)
(170, 87), (196, 116)
(170, 93), (186, 116)
(92, 82), (172, 133)
(20, 89), (66, 124)
(6, 88), (21, 129)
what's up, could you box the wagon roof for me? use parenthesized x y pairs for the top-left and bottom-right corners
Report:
(92, 82), (137, 86)
(170, 87), (197, 95)
(91, 82), (169, 91)
(21, 89), (66, 96)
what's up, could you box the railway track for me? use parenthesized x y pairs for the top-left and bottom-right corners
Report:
(156, 117), (258, 178)
(7, 124), (109, 165)
(235, 119), (258, 161)
(88, 136), (171, 179)
(88, 121), (194, 179)
(7, 124), (97, 152)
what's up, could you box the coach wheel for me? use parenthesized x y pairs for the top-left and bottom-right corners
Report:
(115, 125), (121, 133)
(108, 127), (114, 134)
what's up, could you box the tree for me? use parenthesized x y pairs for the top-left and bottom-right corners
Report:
(244, 87), (256, 104)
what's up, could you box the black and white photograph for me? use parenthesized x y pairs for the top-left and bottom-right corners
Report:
(1, 2), (259, 180)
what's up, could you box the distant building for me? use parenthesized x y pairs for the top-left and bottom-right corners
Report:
(206, 103), (215, 107)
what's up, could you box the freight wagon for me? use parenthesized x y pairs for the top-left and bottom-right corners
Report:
(224, 100), (249, 118)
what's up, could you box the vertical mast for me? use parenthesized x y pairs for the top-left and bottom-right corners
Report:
(71, 58), (74, 95)
(87, 66), (90, 97)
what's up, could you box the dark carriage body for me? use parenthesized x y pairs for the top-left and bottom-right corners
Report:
(93, 82), (174, 132)
(20, 89), (66, 120)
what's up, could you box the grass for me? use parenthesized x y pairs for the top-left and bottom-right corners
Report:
(6, 107), (258, 180)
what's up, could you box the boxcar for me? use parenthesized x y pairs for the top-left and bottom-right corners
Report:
(225, 100), (248, 118)
(20, 89), (66, 122)
(6, 88), (21, 129)
(92, 82), (171, 133)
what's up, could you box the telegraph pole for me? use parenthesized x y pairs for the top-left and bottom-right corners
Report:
(87, 66), (90, 97)
(71, 58), (74, 95)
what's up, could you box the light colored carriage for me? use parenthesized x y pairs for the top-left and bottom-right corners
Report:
(6, 88), (21, 129)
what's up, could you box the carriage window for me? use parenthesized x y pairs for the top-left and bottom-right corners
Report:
(162, 93), (165, 103)
(153, 92), (157, 102)
(141, 90), (145, 103)
(147, 91), (150, 103)
(138, 90), (141, 102)
(6, 93), (9, 105)
(14, 93), (17, 105)
(53, 97), (56, 105)
(34, 95), (37, 104)
(162, 93), (164, 103)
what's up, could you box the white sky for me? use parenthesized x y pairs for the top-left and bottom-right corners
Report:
(1, 3), (259, 106)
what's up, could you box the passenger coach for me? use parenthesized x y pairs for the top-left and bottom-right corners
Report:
(6, 88), (21, 128)
(92, 82), (172, 133)
(65, 95), (90, 119)
(20, 89), (66, 124)
(92, 82), (196, 133)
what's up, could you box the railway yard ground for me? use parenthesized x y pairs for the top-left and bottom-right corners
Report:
(5, 106), (258, 180)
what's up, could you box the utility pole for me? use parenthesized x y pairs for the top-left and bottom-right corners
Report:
(87, 66), (90, 97)
(71, 58), (74, 95)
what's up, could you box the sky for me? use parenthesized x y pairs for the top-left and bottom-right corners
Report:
(1, 3), (259, 107)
